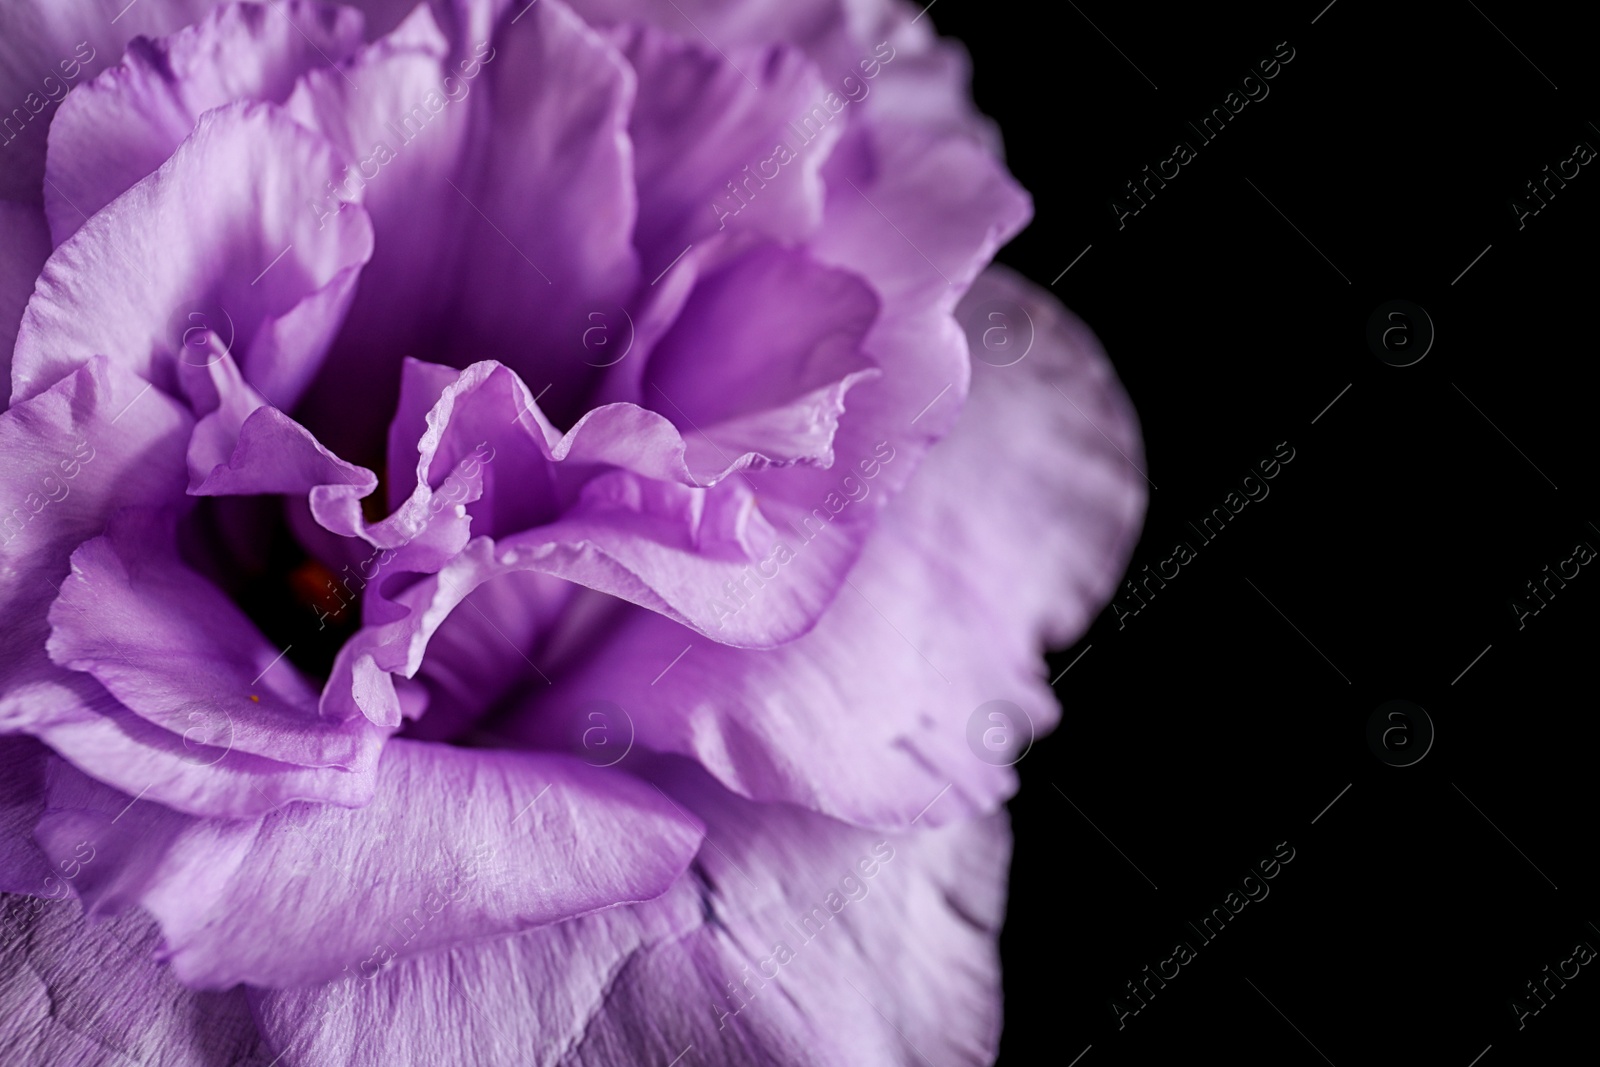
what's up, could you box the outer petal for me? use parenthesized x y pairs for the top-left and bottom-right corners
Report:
(0, 895), (272, 1066)
(7, 679), (384, 820)
(509, 266), (1145, 829)
(11, 101), (374, 408)
(33, 740), (704, 989)
(251, 763), (1008, 1067)
(43, 0), (366, 244)
(815, 121), (1028, 314)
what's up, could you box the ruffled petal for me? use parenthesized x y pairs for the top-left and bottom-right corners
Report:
(43, 0), (366, 244)
(0, 357), (379, 820)
(250, 764), (1006, 1067)
(729, 119), (1028, 554)
(292, 0), (643, 454)
(33, 741), (704, 989)
(11, 101), (374, 408)
(316, 353), (882, 726)
(509, 266), (1145, 829)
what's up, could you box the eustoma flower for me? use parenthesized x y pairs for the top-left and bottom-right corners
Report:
(0, 0), (1144, 1063)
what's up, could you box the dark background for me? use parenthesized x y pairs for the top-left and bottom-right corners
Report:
(927, 1), (1599, 1064)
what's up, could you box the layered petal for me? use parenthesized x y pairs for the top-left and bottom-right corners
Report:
(1, 0), (430, 202)
(0, 358), (381, 820)
(6, 679), (384, 820)
(316, 353), (881, 727)
(0, 0), (214, 203)
(732, 118), (1029, 538)
(292, 0), (645, 454)
(283, 2), (478, 459)
(47, 509), (386, 774)
(43, 0), (366, 244)
(508, 266), (1145, 829)
(11, 101), (374, 408)
(0, 356), (191, 702)
(33, 740), (704, 989)
(251, 763), (1007, 1067)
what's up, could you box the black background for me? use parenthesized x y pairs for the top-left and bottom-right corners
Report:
(927, 1), (1598, 1064)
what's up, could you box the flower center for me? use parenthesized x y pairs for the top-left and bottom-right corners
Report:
(181, 498), (357, 681)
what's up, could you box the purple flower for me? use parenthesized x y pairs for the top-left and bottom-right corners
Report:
(0, 1), (1145, 1062)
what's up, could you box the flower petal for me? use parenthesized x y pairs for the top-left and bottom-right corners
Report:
(181, 350), (376, 498)
(43, 0), (366, 244)
(0, 894), (270, 1066)
(616, 25), (839, 261)
(815, 121), (1029, 314)
(316, 352), (879, 728)
(10, 678), (383, 820)
(11, 101), (374, 408)
(0, 356), (190, 711)
(442, 0), (640, 402)
(34, 741), (703, 990)
(575, 0), (999, 149)
(641, 243), (880, 481)
(509, 267), (1145, 829)
(282, 3), (479, 458)
(250, 764), (1006, 1066)
(0, 0), (214, 203)
(47, 508), (387, 773)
